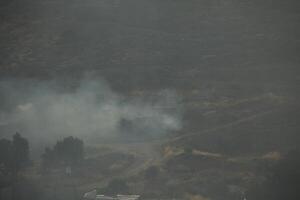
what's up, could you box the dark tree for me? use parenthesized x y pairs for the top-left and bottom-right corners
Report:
(0, 139), (13, 191)
(42, 136), (84, 168)
(0, 139), (13, 173)
(41, 147), (55, 171)
(12, 132), (30, 173)
(0, 133), (29, 174)
(54, 136), (84, 164)
(0, 133), (30, 200)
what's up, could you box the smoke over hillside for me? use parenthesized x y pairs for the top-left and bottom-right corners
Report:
(0, 77), (182, 148)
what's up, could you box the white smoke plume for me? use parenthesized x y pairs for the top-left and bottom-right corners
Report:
(0, 78), (182, 150)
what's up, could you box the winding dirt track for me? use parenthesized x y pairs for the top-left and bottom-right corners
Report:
(168, 109), (277, 143)
(77, 141), (161, 193)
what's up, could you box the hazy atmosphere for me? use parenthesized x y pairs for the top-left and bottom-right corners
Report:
(0, 77), (182, 149)
(0, 0), (299, 200)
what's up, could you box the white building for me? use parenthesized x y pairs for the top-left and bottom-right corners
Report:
(83, 190), (140, 200)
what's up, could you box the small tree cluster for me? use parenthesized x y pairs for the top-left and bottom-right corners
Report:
(0, 132), (30, 175)
(42, 136), (84, 169)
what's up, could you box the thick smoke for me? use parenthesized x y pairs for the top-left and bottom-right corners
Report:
(0, 78), (182, 149)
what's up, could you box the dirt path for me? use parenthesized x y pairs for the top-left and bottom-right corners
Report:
(168, 109), (278, 143)
(77, 141), (161, 193)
